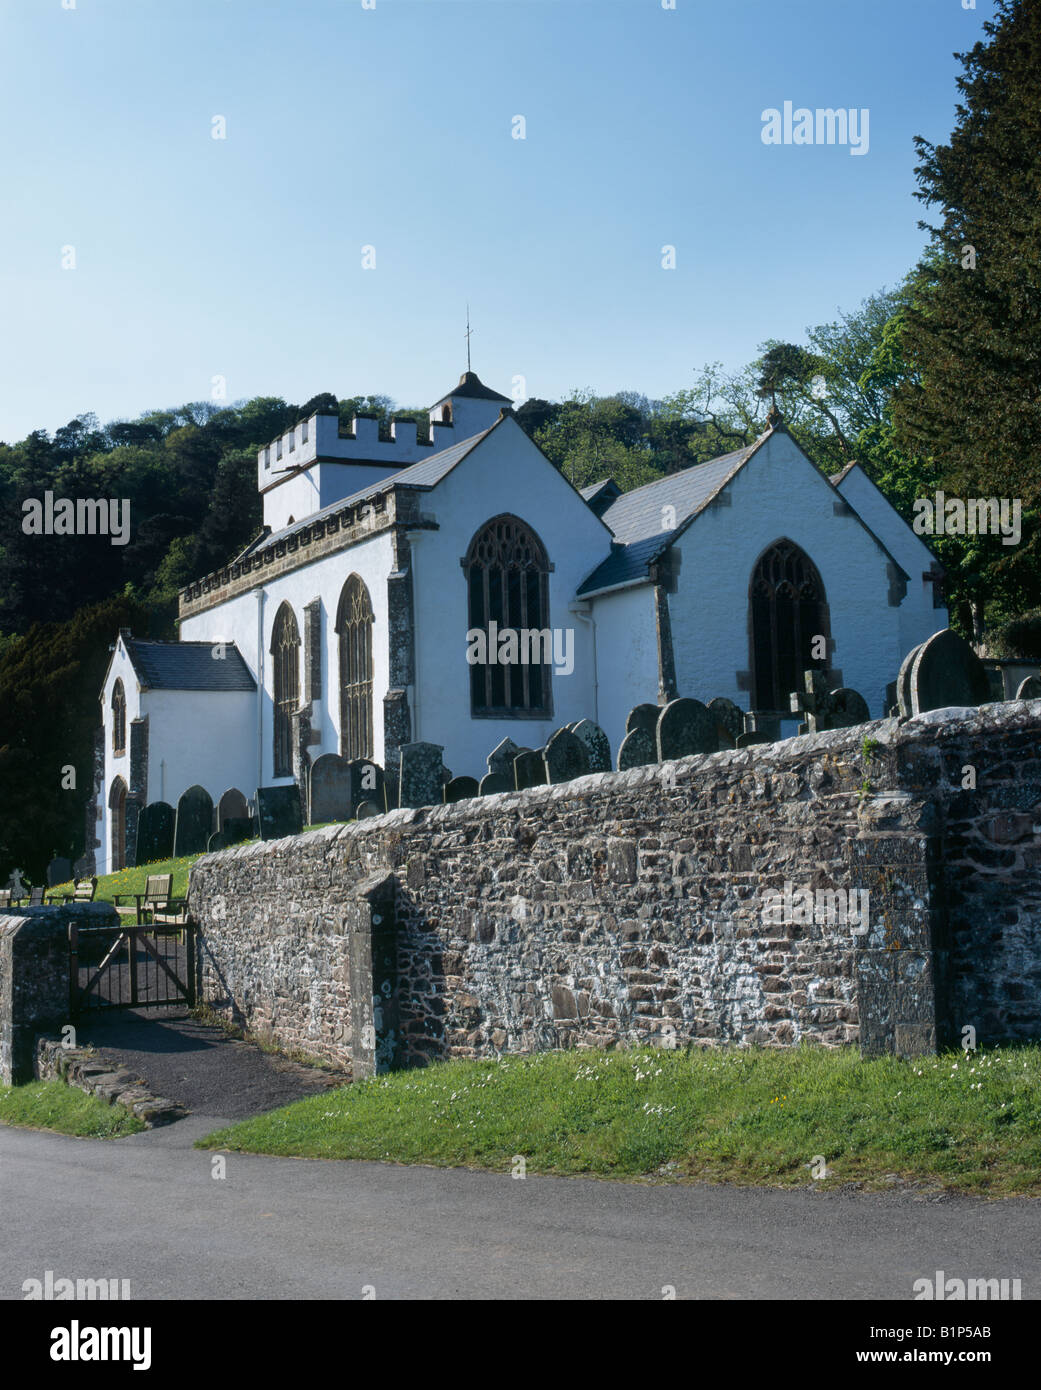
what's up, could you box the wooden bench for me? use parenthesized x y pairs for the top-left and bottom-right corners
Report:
(114, 874), (174, 925)
(57, 877), (98, 905)
(151, 891), (190, 929)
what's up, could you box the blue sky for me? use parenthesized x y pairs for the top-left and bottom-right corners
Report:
(0, 0), (998, 441)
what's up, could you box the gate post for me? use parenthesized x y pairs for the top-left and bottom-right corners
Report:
(346, 871), (398, 1079)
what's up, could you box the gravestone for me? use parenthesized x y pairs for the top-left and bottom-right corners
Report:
(217, 788), (249, 829)
(885, 680), (898, 717)
(173, 786), (214, 857)
(445, 776), (480, 804)
(571, 718), (611, 772)
(513, 750), (546, 790)
(1015, 675), (1041, 700)
(348, 758), (385, 815)
(221, 816), (254, 846)
(308, 753), (352, 824)
(656, 698), (716, 761)
(356, 800), (382, 819)
(617, 727), (656, 770)
(626, 703), (660, 737)
(398, 742), (445, 809)
(6, 869), (27, 899)
(136, 802), (175, 864)
(487, 738), (524, 779)
(789, 671), (870, 734)
(46, 857), (72, 888)
(744, 710), (782, 741)
(479, 772), (512, 796)
(985, 667), (1004, 703)
(736, 731), (772, 747)
(206, 832), (228, 853)
(908, 629), (990, 714)
(255, 785), (303, 841)
(707, 697), (744, 750)
(896, 643), (923, 718)
(543, 728), (590, 784)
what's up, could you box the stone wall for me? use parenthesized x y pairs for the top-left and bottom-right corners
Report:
(188, 701), (1041, 1069)
(0, 904), (117, 1084)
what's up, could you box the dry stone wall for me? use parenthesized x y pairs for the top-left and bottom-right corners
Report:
(187, 701), (1041, 1069)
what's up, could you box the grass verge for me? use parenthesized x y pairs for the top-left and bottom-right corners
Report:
(196, 1044), (1041, 1196)
(0, 1081), (146, 1138)
(46, 852), (209, 906)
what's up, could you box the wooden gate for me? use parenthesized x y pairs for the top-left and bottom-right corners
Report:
(69, 922), (197, 1014)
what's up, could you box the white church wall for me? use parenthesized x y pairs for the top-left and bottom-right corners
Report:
(179, 530), (394, 780)
(143, 689), (257, 811)
(408, 419), (611, 780)
(835, 464), (948, 658)
(668, 430), (905, 721)
(587, 584), (659, 757)
(98, 640), (140, 876)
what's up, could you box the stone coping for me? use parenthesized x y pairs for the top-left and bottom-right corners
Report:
(189, 699), (1041, 867)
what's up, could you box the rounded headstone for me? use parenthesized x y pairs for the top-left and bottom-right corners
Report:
(356, 800), (382, 819)
(617, 727), (656, 770)
(656, 697), (716, 761)
(543, 728), (590, 784)
(626, 703), (660, 736)
(896, 642), (923, 718)
(1015, 675), (1041, 701)
(206, 831), (228, 852)
(707, 697), (744, 750)
(479, 772), (512, 796)
(444, 776), (480, 804)
(909, 629), (990, 714)
(513, 750), (547, 791)
(826, 687), (871, 728)
(571, 718), (611, 773)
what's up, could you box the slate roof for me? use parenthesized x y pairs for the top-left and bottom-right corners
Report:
(252, 423), (497, 554)
(430, 370), (512, 406)
(576, 441), (760, 595)
(124, 637), (256, 691)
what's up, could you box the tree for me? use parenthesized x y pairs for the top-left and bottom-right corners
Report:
(894, 0), (1041, 632)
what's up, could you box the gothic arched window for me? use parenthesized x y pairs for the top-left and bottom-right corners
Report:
(111, 679), (126, 756)
(749, 540), (830, 712)
(465, 515), (552, 716)
(271, 602), (300, 777)
(336, 574), (374, 760)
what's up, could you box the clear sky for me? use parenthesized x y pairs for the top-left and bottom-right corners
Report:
(0, 0), (999, 442)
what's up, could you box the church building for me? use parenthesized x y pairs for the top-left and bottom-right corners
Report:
(94, 369), (945, 873)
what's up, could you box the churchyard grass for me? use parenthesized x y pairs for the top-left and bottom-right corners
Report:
(0, 1081), (146, 1138)
(45, 853), (208, 906)
(196, 1043), (1041, 1197)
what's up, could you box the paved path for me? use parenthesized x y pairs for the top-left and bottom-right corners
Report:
(2, 1117), (1040, 1300)
(73, 1008), (343, 1118)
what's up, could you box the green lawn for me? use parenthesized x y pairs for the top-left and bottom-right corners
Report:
(0, 1081), (146, 1138)
(47, 852), (209, 905)
(197, 1044), (1041, 1196)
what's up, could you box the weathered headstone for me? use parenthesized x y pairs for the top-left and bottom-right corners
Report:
(6, 869), (27, 899)
(656, 698), (717, 760)
(136, 801), (175, 864)
(479, 772), (512, 796)
(789, 671), (870, 734)
(626, 703), (660, 737)
(896, 643), (923, 718)
(356, 800), (382, 819)
(487, 738), (523, 779)
(221, 816), (254, 846)
(744, 710), (782, 742)
(707, 697), (744, 750)
(173, 785), (214, 856)
(348, 758), (385, 815)
(217, 788), (249, 829)
(308, 753), (352, 824)
(908, 629), (990, 714)
(206, 832), (228, 853)
(571, 718), (611, 772)
(46, 857), (72, 888)
(444, 776), (480, 803)
(398, 742), (445, 809)
(513, 750), (546, 790)
(255, 785), (303, 841)
(543, 728), (590, 784)
(617, 727), (656, 770)
(1015, 675), (1041, 700)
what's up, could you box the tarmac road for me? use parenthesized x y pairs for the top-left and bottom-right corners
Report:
(2, 1115), (1039, 1300)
